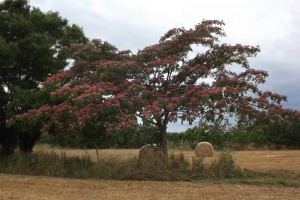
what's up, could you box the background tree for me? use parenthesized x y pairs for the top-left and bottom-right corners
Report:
(0, 0), (87, 155)
(14, 20), (300, 158)
(249, 109), (300, 148)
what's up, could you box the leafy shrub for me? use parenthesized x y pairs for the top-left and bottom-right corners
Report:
(209, 150), (244, 178)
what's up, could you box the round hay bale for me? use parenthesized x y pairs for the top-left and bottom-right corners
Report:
(194, 142), (214, 157)
(139, 144), (158, 158)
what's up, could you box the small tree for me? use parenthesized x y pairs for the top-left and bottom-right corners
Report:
(14, 20), (299, 158)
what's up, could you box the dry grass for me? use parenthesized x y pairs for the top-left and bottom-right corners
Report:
(173, 149), (300, 172)
(34, 144), (138, 160)
(33, 145), (300, 172)
(1, 173), (300, 200)
(1, 146), (299, 199)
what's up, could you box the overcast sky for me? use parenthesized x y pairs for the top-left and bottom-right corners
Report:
(29, 0), (300, 131)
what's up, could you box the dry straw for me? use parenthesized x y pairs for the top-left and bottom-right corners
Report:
(139, 144), (158, 158)
(194, 142), (214, 157)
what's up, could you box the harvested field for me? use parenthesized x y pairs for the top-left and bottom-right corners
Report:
(176, 150), (300, 171)
(1, 173), (300, 200)
(1, 147), (300, 199)
(34, 145), (300, 172)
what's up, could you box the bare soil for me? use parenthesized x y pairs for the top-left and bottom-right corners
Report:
(1, 173), (300, 200)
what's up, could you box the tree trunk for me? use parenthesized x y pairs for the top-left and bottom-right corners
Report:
(0, 126), (18, 156)
(0, 106), (18, 156)
(158, 124), (168, 160)
(19, 131), (39, 153)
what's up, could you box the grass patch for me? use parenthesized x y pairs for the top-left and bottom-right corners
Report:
(0, 150), (298, 187)
(236, 170), (300, 187)
(0, 151), (94, 178)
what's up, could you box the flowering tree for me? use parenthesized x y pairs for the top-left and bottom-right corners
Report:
(13, 20), (299, 157)
(10, 39), (129, 152)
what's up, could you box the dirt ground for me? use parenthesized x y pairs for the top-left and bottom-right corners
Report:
(1, 173), (300, 200)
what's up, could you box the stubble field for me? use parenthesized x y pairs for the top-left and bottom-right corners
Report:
(1, 147), (300, 200)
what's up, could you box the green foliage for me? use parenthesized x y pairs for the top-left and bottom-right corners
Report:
(229, 119), (300, 149)
(168, 126), (233, 150)
(40, 122), (160, 149)
(168, 119), (300, 150)
(249, 126), (268, 145)
(41, 119), (108, 148)
(265, 119), (300, 147)
(228, 126), (251, 148)
(0, 0), (87, 155)
(6, 86), (54, 119)
(0, 0), (86, 91)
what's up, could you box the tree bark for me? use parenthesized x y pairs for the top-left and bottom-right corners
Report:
(0, 126), (18, 156)
(19, 131), (39, 153)
(158, 123), (168, 160)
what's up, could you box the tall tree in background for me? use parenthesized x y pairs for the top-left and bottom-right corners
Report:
(0, 0), (87, 155)
(14, 20), (300, 158)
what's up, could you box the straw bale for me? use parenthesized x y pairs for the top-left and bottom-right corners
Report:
(139, 144), (158, 158)
(194, 142), (214, 157)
